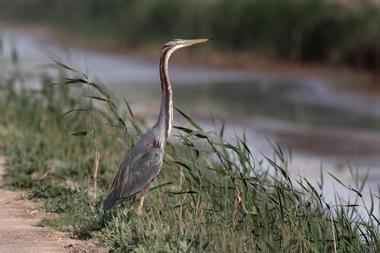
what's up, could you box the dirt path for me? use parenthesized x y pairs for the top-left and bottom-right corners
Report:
(0, 157), (106, 253)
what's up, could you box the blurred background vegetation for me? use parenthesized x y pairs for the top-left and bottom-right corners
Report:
(1, 1), (380, 251)
(0, 0), (380, 69)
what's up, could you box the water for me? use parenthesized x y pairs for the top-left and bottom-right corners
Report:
(0, 29), (260, 85)
(1, 28), (380, 210)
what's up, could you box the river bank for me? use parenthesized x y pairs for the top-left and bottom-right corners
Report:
(1, 55), (379, 252)
(2, 21), (380, 93)
(1, 25), (380, 211)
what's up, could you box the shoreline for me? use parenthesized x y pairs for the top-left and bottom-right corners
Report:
(1, 21), (380, 95)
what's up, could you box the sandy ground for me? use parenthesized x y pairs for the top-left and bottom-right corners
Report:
(0, 157), (106, 253)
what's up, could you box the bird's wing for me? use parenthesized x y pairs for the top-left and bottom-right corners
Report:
(120, 145), (163, 198)
(103, 139), (163, 210)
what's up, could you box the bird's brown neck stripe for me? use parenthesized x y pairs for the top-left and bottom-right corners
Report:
(158, 46), (174, 139)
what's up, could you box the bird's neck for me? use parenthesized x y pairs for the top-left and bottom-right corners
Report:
(156, 47), (173, 140)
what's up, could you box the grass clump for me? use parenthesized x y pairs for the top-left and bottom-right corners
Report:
(0, 62), (379, 252)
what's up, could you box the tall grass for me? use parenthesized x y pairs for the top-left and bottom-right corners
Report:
(0, 0), (380, 67)
(0, 62), (379, 252)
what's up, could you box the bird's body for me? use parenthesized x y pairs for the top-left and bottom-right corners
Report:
(103, 128), (164, 211)
(103, 38), (209, 212)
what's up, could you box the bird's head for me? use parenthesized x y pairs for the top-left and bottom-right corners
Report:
(163, 38), (210, 51)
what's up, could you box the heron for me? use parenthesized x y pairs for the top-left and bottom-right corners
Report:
(103, 38), (209, 214)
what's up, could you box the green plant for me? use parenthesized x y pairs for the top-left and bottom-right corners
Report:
(0, 61), (379, 252)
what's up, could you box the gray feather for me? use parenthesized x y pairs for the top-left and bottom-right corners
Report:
(103, 131), (164, 211)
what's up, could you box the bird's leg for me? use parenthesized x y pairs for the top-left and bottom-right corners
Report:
(137, 185), (149, 216)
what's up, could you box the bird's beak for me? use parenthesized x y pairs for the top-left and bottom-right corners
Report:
(183, 38), (210, 47)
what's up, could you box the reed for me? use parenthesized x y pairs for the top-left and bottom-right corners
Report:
(0, 61), (379, 252)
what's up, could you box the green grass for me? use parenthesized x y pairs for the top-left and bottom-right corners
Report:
(0, 63), (379, 252)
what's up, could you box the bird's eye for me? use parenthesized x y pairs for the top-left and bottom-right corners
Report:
(164, 40), (180, 47)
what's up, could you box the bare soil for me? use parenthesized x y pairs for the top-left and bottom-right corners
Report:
(0, 157), (106, 253)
